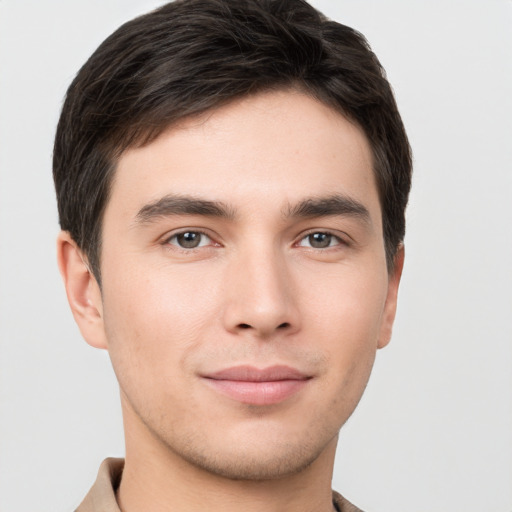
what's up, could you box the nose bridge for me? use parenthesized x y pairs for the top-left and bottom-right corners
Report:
(222, 238), (299, 337)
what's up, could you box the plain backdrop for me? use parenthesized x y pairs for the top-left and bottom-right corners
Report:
(0, 1), (511, 511)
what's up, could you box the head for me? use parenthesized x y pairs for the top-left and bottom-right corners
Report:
(54, 0), (411, 283)
(54, 0), (411, 482)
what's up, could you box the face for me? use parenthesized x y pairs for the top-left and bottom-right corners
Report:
(67, 90), (402, 480)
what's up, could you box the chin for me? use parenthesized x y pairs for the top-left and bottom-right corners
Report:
(173, 441), (329, 481)
(156, 420), (340, 481)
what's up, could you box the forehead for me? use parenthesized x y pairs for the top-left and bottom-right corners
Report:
(107, 90), (379, 224)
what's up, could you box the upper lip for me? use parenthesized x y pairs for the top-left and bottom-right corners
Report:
(203, 365), (310, 382)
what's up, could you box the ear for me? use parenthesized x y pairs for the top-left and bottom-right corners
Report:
(56, 231), (108, 349)
(377, 245), (405, 349)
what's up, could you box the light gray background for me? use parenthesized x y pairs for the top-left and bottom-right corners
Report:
(1, 1), (511, 511)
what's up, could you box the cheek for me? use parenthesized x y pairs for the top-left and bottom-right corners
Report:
(302, 263), (388, 343)
(100, 262), (222, 391)
(300, 264), (387, 395)
(104, 256), (221, 334)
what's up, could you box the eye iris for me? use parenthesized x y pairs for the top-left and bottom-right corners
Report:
(177, 232), (201, 248)
(309, 233), (331, 248)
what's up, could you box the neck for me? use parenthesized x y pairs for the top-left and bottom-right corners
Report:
(117, 401), (338, 512)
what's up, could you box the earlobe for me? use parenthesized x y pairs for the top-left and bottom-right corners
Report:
(56, 231), (108, 350)
(377, 245), (405, 349)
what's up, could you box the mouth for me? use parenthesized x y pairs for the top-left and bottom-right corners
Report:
(201, 365), (312, 406)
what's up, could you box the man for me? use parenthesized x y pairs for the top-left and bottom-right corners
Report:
(53, 0), (411, 510)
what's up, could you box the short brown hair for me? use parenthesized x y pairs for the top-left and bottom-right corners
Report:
(53, 0), (412, 281)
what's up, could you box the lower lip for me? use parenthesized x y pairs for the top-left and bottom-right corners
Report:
(204, 379), (309, 405)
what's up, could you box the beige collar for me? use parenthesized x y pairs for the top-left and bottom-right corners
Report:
(75, 458), (362, 512)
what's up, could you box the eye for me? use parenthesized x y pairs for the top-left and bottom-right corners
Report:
(167, 231), (213, 249)
(298, 232), (342, 249)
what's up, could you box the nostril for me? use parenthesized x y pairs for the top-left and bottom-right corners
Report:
(236, 322), (291, 331)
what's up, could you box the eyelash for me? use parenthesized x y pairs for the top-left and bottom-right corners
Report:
(296, 231), (346, 249)
(163, 230), (217, 251)
(162, 229), (348, 252)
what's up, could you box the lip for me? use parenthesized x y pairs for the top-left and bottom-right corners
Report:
(201, 365), (311, 406)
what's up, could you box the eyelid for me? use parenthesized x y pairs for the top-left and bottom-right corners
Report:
(162, 228), (220, 249)
(295, 229), (350, 248)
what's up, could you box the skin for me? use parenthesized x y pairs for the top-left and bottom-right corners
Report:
(58, 89), (404, 512)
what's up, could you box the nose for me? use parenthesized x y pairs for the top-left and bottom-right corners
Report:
(222, 245), (300, 339)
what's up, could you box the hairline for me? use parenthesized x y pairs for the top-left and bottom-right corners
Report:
(86, 85), (398, 287)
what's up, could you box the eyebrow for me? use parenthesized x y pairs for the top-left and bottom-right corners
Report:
(135, 194), (236, 224)
(284, 194), (371, 224)
(134, 193), (371, 226)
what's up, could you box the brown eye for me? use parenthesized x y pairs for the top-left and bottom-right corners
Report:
(168, 231), (211, 249)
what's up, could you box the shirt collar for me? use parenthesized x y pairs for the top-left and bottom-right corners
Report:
(75, 458), (362, 512)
